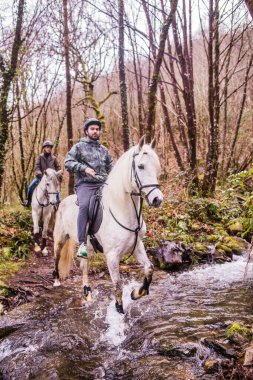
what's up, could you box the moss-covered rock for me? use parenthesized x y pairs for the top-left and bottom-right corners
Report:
(227, 218), (246, 234)
(215, 244), (233, 254)
(226, 323), (253, 344)
(206, 234), (219, 243)
(193, 242), (209, 252)
(221, 236), (249, 255)
(214, 242), (233, 262)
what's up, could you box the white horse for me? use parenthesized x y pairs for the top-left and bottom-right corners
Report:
(53, 137), (163, 313)
(32, 168), (62, 256)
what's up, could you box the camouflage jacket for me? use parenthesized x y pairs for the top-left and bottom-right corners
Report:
(64, 138), (113, 186)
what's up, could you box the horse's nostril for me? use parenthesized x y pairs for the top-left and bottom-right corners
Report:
(153, 197), (162, 207)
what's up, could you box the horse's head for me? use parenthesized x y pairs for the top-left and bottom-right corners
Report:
(43, 169), (62, 205)
(131, 136), (163, 207)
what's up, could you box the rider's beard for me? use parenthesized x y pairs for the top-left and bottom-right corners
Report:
(87, 132), (100, 141)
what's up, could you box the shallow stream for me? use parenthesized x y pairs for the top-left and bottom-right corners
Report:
(0, 256), (252, 379)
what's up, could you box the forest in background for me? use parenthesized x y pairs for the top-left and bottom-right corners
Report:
(0, 0), (253, 203)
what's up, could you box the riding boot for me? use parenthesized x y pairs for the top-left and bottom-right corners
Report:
(22, 191), (32, 207)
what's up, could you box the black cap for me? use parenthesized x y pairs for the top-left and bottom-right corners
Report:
(42, 140), (54, 148)
(83, 118), (102, 132)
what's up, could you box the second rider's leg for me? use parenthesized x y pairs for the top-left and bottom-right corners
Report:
(76, 183), (101, 258)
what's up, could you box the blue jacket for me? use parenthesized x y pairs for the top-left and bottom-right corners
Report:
(64, 138), (113, 186)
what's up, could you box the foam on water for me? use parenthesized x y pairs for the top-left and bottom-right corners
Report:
(176, 255), (253, 288)
(0, 338), (39, 361)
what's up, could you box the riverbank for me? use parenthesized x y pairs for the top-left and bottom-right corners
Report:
(1, 248), (252, 379)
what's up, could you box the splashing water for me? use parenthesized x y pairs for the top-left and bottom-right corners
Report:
(175, 255), (252, 288)
(100, 279), (139, 346)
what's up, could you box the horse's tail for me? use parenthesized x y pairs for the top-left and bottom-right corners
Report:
(58, 238), (76, 280)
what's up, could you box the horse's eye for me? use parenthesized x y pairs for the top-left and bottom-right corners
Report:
(46, 183), (49, 186)
(138, 164), (144, 170)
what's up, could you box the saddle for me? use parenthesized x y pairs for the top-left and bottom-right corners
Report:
(89, 193), (103, 253)
(88, 192), (103, 236)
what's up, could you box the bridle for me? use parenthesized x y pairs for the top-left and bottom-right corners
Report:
(36, 178), (59, 208)
(109, 151), (160, 256)
(131, 152), (161, 199)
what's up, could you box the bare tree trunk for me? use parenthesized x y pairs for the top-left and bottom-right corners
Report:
(172, 4), (198, 188)
(0, 0), (25, 198)
(145, 0), (178, 142)
(159, 84), (186, 173)
(202, 0), (220, 196)
(63, 0), (74, 194)
(16, 81), (26, 201)
(225, 54), (253, 174)
(118, 0), (130, 150)
(127, 22), (144, 136)
(142, 0), (185, 174)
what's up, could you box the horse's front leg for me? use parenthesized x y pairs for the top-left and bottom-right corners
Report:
(80, 258), (92, 302)
(131, 240), (154, 300)
(107, 252), (124, 314)
(41, 208), (51, 256)
(32, 207), (42, 253)
(53, 237), (66, 287)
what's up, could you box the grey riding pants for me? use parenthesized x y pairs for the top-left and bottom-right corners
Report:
(76, 182), (102, 245)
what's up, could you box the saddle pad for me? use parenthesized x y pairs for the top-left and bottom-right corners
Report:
(88, 194), (103, 235)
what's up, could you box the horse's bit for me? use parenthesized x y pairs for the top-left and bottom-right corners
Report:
(36, 184), (58, 208)
(109, 152), (160, 256)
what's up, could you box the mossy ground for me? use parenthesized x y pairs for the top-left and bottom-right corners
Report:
(0, 205), (33, 287)
(143, 168), (253, 264)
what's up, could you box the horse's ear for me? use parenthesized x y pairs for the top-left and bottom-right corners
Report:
(150, 138), (156, 149)
(56, 170), (63, 177)
(45, 169), (49, 176)
(137, 135), (145, 152)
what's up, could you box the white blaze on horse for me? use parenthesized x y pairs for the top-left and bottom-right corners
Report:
(53, 137), (163, 313)
(32, 168), (62, 256)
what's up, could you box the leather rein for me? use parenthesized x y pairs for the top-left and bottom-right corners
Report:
(109, 152), (160, 256)
(36, 180), (58, 208)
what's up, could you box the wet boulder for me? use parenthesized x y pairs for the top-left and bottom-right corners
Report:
(148, 241), (191, 269)
(156, 341), (197, 358)
(226, 322), (253, 345)
(203, 358), (220, 374)
(244, 344), (253, 366)
(201, 338), (237, 359)
(192, 242), (215, 263)
(227, 218), (246, 235)
(220, 236), (249, 255)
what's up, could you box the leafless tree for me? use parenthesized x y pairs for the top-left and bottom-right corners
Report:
(0, 0), (25, 198)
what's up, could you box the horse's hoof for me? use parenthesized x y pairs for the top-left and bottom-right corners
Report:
(115, 301), (124, 314)
(131, 289), (139, 300)
(53, 279), (61, 287)
(83, 285), (92, 302)
(86, 293), (92, 302)
(34, 244), (41, 253)
(42, 248), (48, 257)
(131, 288), (148, 300)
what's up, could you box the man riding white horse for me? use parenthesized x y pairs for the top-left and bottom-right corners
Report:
(64, 118), (113, 259)
(23, 140), (61, 207)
